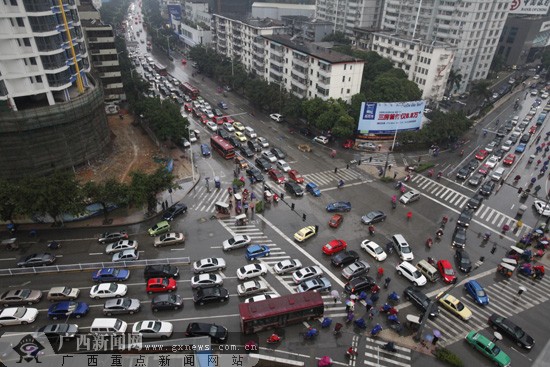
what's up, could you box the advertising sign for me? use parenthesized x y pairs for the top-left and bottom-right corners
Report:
(167, 4), (182, 21)
(357, 101), (425, 135)
(510, 0), (550, 15)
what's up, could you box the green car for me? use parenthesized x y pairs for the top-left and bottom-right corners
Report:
(465, 331), (511, 367)
(148, 221), (171, 237)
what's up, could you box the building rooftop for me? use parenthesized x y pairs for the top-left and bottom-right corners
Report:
(263, 34), (362, 64)
(373, 31), (455, 49)
(281, 15), (333, 25)
(215, 14), (284, 28)
(252, 2), (315, 10)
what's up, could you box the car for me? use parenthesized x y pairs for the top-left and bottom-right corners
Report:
(105, 240), (138, 254)
(148, 220), (171, 236)
(17, 253), (56, 267)
(186, 322), (228, 344)
(274, 259), (302, 275)
(326, 201), (352, 212)
(341, 260), (371, 280)
(0, 289), (42, 307)
(246, 167), (264, 182)
(222, 234), (251, 251)
(515, 143), (527, 153)
(133, 320), (173, 339)
(38, 323), (79, 339)
(92, 268), (130, 283)
(331, 250), (359, 267)
(213, 108), (224, 117)
(322, 239), (347, 255)
(297, 277), (332, 293)
(222, 122), (235, 132)
(270, 147), (286, 159)
(396, 261), (427, 286)
(223, 116), (234, 124)
(455, 249), (472, 273)
(112, 249), (139, 262)
(393, 235), (414, 261)
(496, 127), (507, 137)
(151, 294), (183, 312)
(90, 283), (127, 299)
(245, 244), (271, 260)
(268, 168), (286, 184)
(488, 313), (534, 349)
(529, 125), (537, 134)
(227, 136), (241, 148)
(285, 181), (304, 196)
(484, 141), (497, 153)
(206, 121), (218, 131)
(456, 166), (471, 180)
(47, 301), (89, 320)
(262, 150), (277, 162)
(357, 141), (376, 151)
(193, 287), (229, 305)
(466, 194), (484, 210)
(403, 286), (439, 318)
(218, 101), (228, 109)
(480, 180), (496, 196)
(288, 169), (304, 184)
(360, 210), (386, 225)
(438, 293), (472, 320)
(468, 173), (483, 186)
(313, 136), (329, 144)
(98, 231), (128, 244)
(477, 164), (491, 176)
(457, 208), (474, 227)
(236, 263), (268, 280)
(467, 159), (479, 171)
(190, 273), (223, 289)
(47, 287), (80, 302)
(200, 144), (211, 157)
(103, 297), (141, 315)
(153, 232), (185, 248)
(199, 115), (209, 124)
(452, 226), (467, 248)
(234, 131), (247, 142)
(144, 265), (179, 280)
(257, 137), (269, 148)
(475, 149), (489, 160)
(146, 278), (177, 294)
(276, 160), (291, 172)
(193, 257), (226, 274)
(254, 157), (272, 171)
(437, 260), (457, 284)
(292, 266), (323, 284)
(247, 140), (262, 152)
(493, 148), (505, 159)
(399, 190), (420, 204)
(244, 294), (277, 303)
(162, 203), (188, 221)
(269, 113), (283, 122)
(233, 121), (245, 131)
(234, 156), (249, 170)
(305, 182), (321, 196)
(294, 225), (317, 242)
(464, 280), (489, 305)
(239, 145), (255, 158)
(465, 331), (511, 367)
(533, 199), (550, 216)
(237, 280), (269, 296)
(344, 276), (376, 294)
(360, 240), (387, 261)
(486, 156), (499, 169)
(503, 153), (516, 165)
(342, 139), (354, 149)
(0, 307), (39, 326)
(328, 214), (343, 228)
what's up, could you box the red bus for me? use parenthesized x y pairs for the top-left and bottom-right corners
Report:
(239, 292), (324, 334)
(153, 62), (167, 76)
(210, 135), (235, 160)
(181, 82), (200, 100)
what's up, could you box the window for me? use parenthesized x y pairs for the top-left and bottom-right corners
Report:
(30, 57), (36, 65)
(344, 64), (347, 70)
(342, 76), (345, 82)
(347, 89), (350, 93)
(23, 38), (30, 47)
(16, 17), (24, 27)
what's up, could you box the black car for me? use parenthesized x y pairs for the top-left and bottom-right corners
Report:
(457, 208), (474, 227)
(227, 136), (241, 148)
(212, 108), (223, 117)
(162, 203), (187, 221)
(479, 180), (496, 196)
(467, 159), (479, 171)
(488, 313), (534, 349)
(217, 129), (230, 140)
(98, 231), (128, 244)
(255, 157), (272, 171)
(452, 226), (467, 248)
(344, 276), (376, 294)
(247, 140), (262, 153)
(456, 166), (471, 180)
(300, 128), (312, 137)
(520, 133), (530, 143)
(185, 322), (228, 344)
(17, 253), (56, 267)
(468, 173), (483, 187)
(239, 145), (255, 158)
(504, 120), (513, 131)
(454, 249), (472, 273)
(144, 265), (180, 280)
(270, 147), (286, 159)
(466, 194), (484, 210)
(331, 250), (359, 268)
(285, 181), (304, 197)
(193, 287), (229, 305)
(151, 294), (183, 312)
(246, 167), (264, 182)
(493, 148), (505, 159)
(403, 286), (439, 318)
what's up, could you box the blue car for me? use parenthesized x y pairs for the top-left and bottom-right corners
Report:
(305, 182), (321, 197)
(200, 144), (211, 157)
(92, 268), (130, 282)
(515, 143), (526, 153)
(326, 201), (352, 212)
(245, 244), (270, 261)
(48, 301), (89, 320)
(464, 280), (489, 305)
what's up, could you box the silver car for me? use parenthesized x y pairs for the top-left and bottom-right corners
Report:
(273, 259), (302, 275)
(103, 298), (141, 315)
(297, 277), (332, 293)
(112, 249), (139, 262)
(153, 232), (185, 247)
(190, 274), (223, 289)
(132, 320), (173, 339)
(192, 257), (226, 274)
(105, 240), (138, 254)
(341, 260), (371, 280)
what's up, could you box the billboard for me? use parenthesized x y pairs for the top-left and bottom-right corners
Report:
(167, 4), (182, 22)
(510, 0), (550, 15)
(357, 101), (425, 135)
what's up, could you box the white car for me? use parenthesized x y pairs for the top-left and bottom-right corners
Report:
(206, 121), (218, 132)
(206, 111), (215, 119)
(399, 190), (420, 204)
(273, 259), (302, 275)
(313, 136), (329, 144)
(276, 160), (291, 172)
(237, 280), (268, 296)
(486, 156), (499, 169)
(244, 294), (277, 303)
(89, 283), (128, 299)
(292, 266), (323, 284)
(533, 200), (550, 216)
(257, 137), (269, 148)
(236, 263), (268, 280)
(395, 242), (414, 261)
(484, 141), (497, 153)
(262, 151), (277, 163)
(360, 240), (387, 261)
(396, 262), (427, 286)
(0, 307), (38, 326)
(153, 232), (185, 247)
(193, 257), (226, 274)
(542, 92), (549, 99)
(203, 102), (212, 110)
(501, 140), (513, 152)
(222, 235), (251, 251)
(190, 274), (223, 289)
(105, 240), (138, 254)
(132, 320), (173, 339)
(269, 113), (283, 122)
(112, 249), (139, 262)
(223, 122), (235, 132)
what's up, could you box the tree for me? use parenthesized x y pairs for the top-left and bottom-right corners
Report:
(365, 75), (422, 102)
(349, 93), (367, 122)
(129, 168), (175, 213)
(446, 70), (463, 95)
(302, 97), (326, 123)
(541, 49), (550, 71)
(83, 180), (130, 222)
(322, 31), (351, 45)
(470, 80), (492, 100)
(0, 179), (20, 223)
(332, 114), (357, 138)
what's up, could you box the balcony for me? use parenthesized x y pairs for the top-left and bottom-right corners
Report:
(291, 65), (307, 78)
(318, 67), (331, 78)
(270, 55), (284, 64)
(292, 57), (308, 68)
(254, 61), (264, 73)
(318, 75), (331, 86)
(270, 64), (283, 75)
(270, 46), (283, 57)
(270, 73), (283, 83)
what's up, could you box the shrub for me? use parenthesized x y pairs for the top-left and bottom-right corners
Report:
(434, 347), (464, 367)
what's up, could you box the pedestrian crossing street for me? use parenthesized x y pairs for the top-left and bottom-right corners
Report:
(410, 175), (532, 239)
(427, 273), (550, 347)
(362, 338), (412, 367)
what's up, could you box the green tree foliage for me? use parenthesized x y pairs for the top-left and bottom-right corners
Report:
(446, 70), (463, 95)
(135, 98), (188, 141)
(129, 168), (175, 212)
(0, 180), (20, 222)
(541, 50), (550, 70)
(365, 74), (422, 102)
(321, 31), (351, 45)
(398, 110), (472, 146)
(332, 114), (357, 138)
(302, 97), (326, 124)
(83, 180), (130, 221)
(349, 93), (366, 121)
(470, 80), (492, 100)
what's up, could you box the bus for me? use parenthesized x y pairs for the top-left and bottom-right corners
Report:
(153, 62), (167, 76)
(239, 292), (324, 335)
(210, 135), (235, 160)
(181, 82), (200, 100)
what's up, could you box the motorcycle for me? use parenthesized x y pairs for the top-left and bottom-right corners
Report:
(436, 229), (444, 240)
(437, 172), (443, 180)
(267, 334), (282, 344)
(426, 238), (433, 248)
(370, 324), (383, 337)
(482, 232), (491, 242)
(321, 317), (332, 328)
(346, 348), (358, 358)
(427, 257), (436, 266)
(388, 314), (400, 324)
(383, 277), (391, 289)
(388, 291), (400, 302)
(304, 328), (319, 340)
(404, 174), (411, 182)
(333, 323), (343, 335)
(382, 342), (397, 352)
(354, 318), (367, 329)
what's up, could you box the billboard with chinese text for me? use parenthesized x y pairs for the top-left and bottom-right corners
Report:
(357, 101), (425, 135)
(167, 4), (182, 22)
(510, 0), (550, 15)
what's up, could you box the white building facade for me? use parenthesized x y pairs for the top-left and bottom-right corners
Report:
(315, 0), (385, 34)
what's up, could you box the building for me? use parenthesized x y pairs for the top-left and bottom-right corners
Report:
(252, 3), (316, 19)
(381, 0), (510, 93)
(0, 0), (111, 179)
(315, 0), (385, 35)
(280, 16), (334, 42)
(169, 2), (213, 47)
(371, 33), (455, 102)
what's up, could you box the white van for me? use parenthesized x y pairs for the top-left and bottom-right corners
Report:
(491, 167), (506, 181)
(244, 127), (257, 139)
(90, 318), (128, 335)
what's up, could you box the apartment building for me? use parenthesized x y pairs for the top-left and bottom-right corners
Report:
(280, 16), (334, 43)
(315, 0), (385, 34)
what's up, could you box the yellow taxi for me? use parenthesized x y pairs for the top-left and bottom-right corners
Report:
(293, 226), (317, 243)
(437, 293), (473, 321)
(235, 132), (247, 142)
(233, 122), (245, 131)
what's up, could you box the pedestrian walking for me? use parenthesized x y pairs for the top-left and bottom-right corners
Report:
(368, 312), (374, 320)
(331, 290), (340, 304)
(406, 211), (413, 221)
(393, 172), (397, 179)
(378, 144), (382, 151)
(368, 225), (375, 236)
(388, 164), (392, 171)
(366, 303), (372, 312)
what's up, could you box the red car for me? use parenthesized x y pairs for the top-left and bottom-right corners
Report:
(184, 103), (192, 112)
(268, 169), (286, 184)
(328, 214), (343, 228)
(475, 149), (488, 160)
(437, 260), (457, 284)
(200, 115), (209, 124)
(288, 169), (304, 184)
(181, 59), (187, 65)
(342, 139), (354, 149)
(223, 116), (234, 124)
(529, 125), (537, 134)
(478, 164), (491, 176)
(146, 278), (177, 294)
(212, 116), (224, 125)
(503, 153), (516, 165)
(322, 239), (347, 255)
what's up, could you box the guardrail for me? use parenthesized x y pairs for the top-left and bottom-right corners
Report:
(0, 257), (190, 277)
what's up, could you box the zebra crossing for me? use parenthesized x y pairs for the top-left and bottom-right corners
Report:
(410, 174), (532, 238)
(363, 338), (412, 367)
(302, 167), (365, 187)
